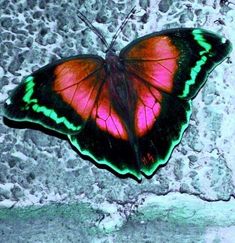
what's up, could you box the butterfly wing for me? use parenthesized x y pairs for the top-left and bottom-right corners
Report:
(120, 28), (232, 177)
(4, 55), (141, 179)
(4, 55), (105, 134)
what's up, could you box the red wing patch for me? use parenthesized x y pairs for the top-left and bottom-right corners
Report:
(91, 82), (128, 140)
(124, 36), (180, 93)
(53, 59), (128, 140)
(128, 73), (162, 137)
(54, 59), (103, 119)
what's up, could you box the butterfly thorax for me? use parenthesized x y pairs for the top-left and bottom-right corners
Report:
(105, 50), (137, 125)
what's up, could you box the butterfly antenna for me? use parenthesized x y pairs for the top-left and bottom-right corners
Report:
(108, 6), (137, 52)
(77, 10), (109, 48)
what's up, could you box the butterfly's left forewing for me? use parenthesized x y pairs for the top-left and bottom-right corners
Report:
(120, 28), (232, 176)
(4, 56), (105, 134)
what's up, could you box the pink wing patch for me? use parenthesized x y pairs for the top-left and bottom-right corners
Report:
(122, 36), (180, 137)
(54, 59), (103, 119)
(130, 74), (162, 137)
(124, 36), (180, 93)
(92, 82), (128, 140)
(53, 59), (128, 140)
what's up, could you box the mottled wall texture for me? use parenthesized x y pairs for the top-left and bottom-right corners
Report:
(0, 0), (235, 242)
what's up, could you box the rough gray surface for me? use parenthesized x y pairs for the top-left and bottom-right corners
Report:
(0, 0), (235, 242)
(1, 194), (235, 242)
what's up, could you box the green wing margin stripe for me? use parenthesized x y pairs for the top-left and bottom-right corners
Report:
(22, 76), (81, 131)
(179, 29), (212, 98)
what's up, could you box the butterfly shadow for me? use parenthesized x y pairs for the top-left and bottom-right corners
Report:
(3, 117), (66, 141)
(3, 117), (141, 182)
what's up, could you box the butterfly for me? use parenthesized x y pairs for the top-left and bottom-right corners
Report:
(3, 9), (232, 180)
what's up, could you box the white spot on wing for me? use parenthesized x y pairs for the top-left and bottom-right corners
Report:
(6, 99), (11, 105)
(221, 37), (227, 44)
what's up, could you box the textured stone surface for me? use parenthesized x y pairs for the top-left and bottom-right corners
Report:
(1, 193), (235, 242)
(0, 0), (235, 241)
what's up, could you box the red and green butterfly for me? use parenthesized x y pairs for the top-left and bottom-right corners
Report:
(4, 12), (232, 180)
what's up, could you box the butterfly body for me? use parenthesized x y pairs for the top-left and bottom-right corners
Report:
(4, 28), (232, 180)
(105, 50), (136, 122)
(105, 49), (142, 170)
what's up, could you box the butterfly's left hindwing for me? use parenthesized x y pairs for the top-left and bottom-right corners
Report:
(4, 55), (142, 179)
